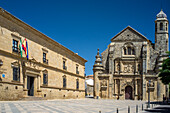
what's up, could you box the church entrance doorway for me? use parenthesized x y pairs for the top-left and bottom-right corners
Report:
(125, 86), (132, 99)
(27, 76), (34, 96)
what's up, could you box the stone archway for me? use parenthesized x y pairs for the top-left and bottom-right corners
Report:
(125, 86), (133, 99)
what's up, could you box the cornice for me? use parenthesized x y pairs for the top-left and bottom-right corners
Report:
(0, 8), (87, 63)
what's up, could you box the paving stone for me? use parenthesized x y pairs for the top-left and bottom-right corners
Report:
(0, 99), (146, 113)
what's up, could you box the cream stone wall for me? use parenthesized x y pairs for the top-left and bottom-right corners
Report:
(0, 8), (87, 100)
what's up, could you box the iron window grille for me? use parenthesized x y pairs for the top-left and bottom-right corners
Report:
(43, 73), (48, 85)
(63, 77), (66, 88)
(63, 61), (67, 70)
(76, 66), (79, 74)
(43, 53), (48, 64)
(12, 39), (19, 53)
(13, 67), (20, 81)
(76, 79), (79, 89)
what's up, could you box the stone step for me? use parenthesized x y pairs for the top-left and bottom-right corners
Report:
(19, 96), (44, 101)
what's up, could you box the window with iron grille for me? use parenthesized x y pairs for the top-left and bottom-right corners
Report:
(76, 79), (79, 89)
(13, 67), (20, 81)
(63, 60), (67, 70)
(43, 52), (48, 64)
(76, 66), (79, 74)
(63, 76), (66, 88)
(12, 39), (19, 53)
(43, 73), (48, 85)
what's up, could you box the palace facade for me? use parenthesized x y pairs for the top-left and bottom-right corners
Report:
(93, 10), (169, 101)
(0, 8), (87, 100)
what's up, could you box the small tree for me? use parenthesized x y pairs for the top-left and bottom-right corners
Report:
(159, 52), (170, 84)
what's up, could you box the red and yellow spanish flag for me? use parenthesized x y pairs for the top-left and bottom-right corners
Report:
(22, 38), (29, 60)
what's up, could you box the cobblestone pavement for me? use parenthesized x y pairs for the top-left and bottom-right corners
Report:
(0, 99), (146, 113)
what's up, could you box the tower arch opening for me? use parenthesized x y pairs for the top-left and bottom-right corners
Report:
(160, 22), (163, 30)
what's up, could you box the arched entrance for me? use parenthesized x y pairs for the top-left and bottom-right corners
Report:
(125, 86), (132, 99)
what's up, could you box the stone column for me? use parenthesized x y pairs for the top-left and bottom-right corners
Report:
(110, 58), (113, 74)
(135, 79), (138, 100)
(37, 75), (40, 90)
(119, 79), (122, 94)
(109, 77), (113, 99)
(115, 79), (118, 95)
(114, 79), (116, 94)
(24, 76), (27, 89)
(23, 75), (28, 97)
(117, 79), (120, 99)
(154, 80), (157, 100)
(37, 75), (42, 97)
(20, 63), (23, 83)
(119, 79), (123, 100)
(114, 79), (118, 99)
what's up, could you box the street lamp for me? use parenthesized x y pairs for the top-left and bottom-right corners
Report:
(147, 80), (151, 108)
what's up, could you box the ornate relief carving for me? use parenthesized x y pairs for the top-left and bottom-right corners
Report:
(11, 61), (19, 67)
(101, 79), (107, 87)
(147, 80), (155, 88)
(117, 63), (120, 72)
(123, 64), (134, 73)
(142, 51), (147, 58)
(121, 80), (134, 89)
(25, 58), (39, 70)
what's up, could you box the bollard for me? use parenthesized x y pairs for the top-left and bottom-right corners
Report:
(99, 111), (101, 113)
(152, 104), (153, 108)
(136, 105), (138, 113)
(128, 106), (130, 113)
(142, 104), (143, 111)
(117, 108), (118, 113)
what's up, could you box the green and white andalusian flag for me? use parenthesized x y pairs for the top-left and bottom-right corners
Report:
(19, 39), (22, 57)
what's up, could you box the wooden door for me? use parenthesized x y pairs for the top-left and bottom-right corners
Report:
(125, 86), (132, 99)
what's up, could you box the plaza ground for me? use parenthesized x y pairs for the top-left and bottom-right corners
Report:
(0, 98), (148, 113)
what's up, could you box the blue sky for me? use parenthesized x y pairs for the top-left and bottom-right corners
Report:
(0, 0), (170, 75)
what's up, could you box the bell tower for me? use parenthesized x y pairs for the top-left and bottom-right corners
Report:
(155, 9), (169, 100)
(155, 9), (169, 54)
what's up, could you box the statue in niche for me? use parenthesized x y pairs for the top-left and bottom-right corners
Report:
(143, 51), (146, 58)
(127, 64), (131, 73)
(117, 63), (120, 72)
(138, 64), (140, 73)
(124, 66), (127, 73)
(131, 65), (134, 73)
(101, 80), (107, 87)
(147, 80), (155, 88)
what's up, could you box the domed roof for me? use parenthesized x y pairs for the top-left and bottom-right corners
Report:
(157, 9), (167, 18)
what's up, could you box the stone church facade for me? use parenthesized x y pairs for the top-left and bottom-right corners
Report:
(0, 8), (87, 100)
(93, 10), (169, 101)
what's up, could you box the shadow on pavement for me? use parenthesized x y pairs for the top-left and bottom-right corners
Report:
(144, 101), (170, 113)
